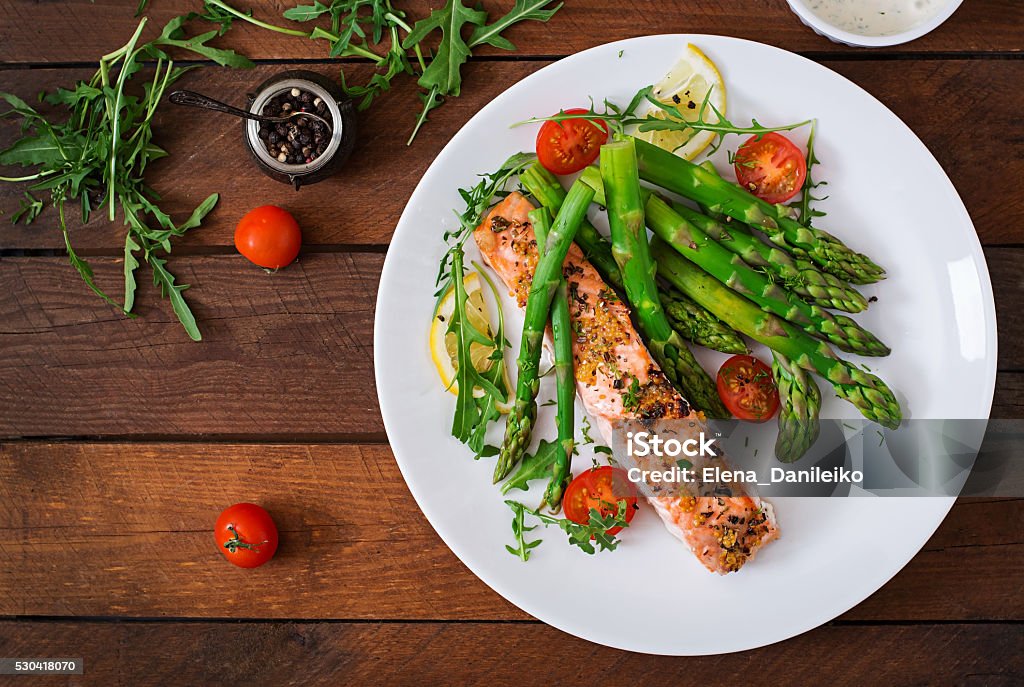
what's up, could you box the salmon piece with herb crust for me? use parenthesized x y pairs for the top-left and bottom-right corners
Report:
(474, 191), (779, 574)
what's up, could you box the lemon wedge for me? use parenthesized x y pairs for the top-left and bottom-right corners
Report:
(430, 271), (513, 412)
(636, 44), (726, 160)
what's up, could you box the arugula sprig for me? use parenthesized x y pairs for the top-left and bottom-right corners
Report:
(505, 499), (630, 559)
(514, 85), (812, 157)
(501, 438), (560, 494)
(198, 0), (562, 143)
(10, 192), (43, 224)
(403, 0), (563, 144)
(0, 16), (251, 339)
(794, 119), (828, 226)
(435, 153), (534, 456)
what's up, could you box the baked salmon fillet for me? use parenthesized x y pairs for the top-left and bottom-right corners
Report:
(475, 191), (779, 574)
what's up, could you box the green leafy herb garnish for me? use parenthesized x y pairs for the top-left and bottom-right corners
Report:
(514, 85), (812, 157)
(9, 192), (43, 225)
(794, 119), (828, 225)
(622, 377), (641, 411)
(198, 0), (562, 144)
(505, 499), (630, 558)
(501, 439), (560, 494)
(435, 154), (534, 456)
(404, 0), (563, 144)
(579, 414), (595, 445)
(0, 15), (251, 340)
(505, 500), (542, 561)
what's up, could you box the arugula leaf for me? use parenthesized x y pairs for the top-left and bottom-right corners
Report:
(283, 2), (333, 22)
(0, 135), (80, 167)
(794, 119), (828, 226)
(190, 1), (251, 35)
(123, 234), (142, 313)
(177, 193), (220, 232)
(446, 250), (507, 449)
(55, 200), (120, 310)
(10, 192), (44, 225)
(505, 500), (630, 558)
(468, 0), (563, 51)
(501, 439), (560, 494)
(148, 18), (255, 68)
(403, 0), (487, 98)
(505, 501), (543, 560)
(150, 256), (201, 341)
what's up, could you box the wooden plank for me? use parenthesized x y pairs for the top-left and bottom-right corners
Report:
(0, 253), (384, 437)
(2, 58), (1021, 250)
(1, 0), (1021, 64)
(0, 621), (1020, 684)
(0, 442), (524, 620)
(1, 248), (1021, 438)
(0, 442), (1020, 621)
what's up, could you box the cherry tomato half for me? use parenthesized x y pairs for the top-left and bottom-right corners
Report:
(562, 466), (638, 536)
(234, 205), (302, 269)
(716, 354), (780, 423)
(214, 503), (279, 568)
(733, 132), (807, 204)
(536, 108), (609, 175)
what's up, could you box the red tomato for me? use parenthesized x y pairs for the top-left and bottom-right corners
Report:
(562, 466), (638, 536)
(536, 108), (609, 175)
(716, 355), (780, 422)
(733, 132), (807, 204)
(234, 205), (302, 269)
(215, 503), (279, 568)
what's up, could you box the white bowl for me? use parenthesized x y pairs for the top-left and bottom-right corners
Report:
(785, 0), (964, 47)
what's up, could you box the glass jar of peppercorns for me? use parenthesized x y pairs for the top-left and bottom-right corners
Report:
(244, 70), (356, 190)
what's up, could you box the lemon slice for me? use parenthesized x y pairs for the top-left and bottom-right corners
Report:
(636, 44), (726, 160)
(430, 271), (513, 412)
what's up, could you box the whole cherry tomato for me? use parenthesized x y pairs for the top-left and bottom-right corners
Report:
(234, 205), (302, 269)
(214, 503), (279, 568)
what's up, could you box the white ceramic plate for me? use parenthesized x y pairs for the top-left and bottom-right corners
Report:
(374, 35), (996, 655)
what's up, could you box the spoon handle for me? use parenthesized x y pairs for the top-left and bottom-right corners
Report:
(169, 90), (263, 122)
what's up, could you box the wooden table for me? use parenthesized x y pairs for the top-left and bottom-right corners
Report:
(1, 1), (1021, 683)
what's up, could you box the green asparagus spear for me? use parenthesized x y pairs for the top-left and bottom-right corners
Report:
(520, 163), (623, 287)
(693, 162), (867, 313)
(652, 240), (901, 429)
(661, 286), (748, 354)
(674, 202), (868, 313)
(601, 137), (729, 418)
(632, 137), (885, 284)
(772, 351), (822, 462)
(645, 195), (889, 356)
(496, 180), (595, 483)
(529, 207), (574, 511)
(579, 171), (890, 357)
(522, 164), (746, 358)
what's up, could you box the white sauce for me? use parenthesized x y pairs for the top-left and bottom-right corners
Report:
(803, 0), (948, 36)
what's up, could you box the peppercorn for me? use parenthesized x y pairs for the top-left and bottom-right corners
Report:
(259, 86), (333, 166)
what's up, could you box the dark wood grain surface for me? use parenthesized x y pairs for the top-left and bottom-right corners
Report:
(1, 1), (1022, 684)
